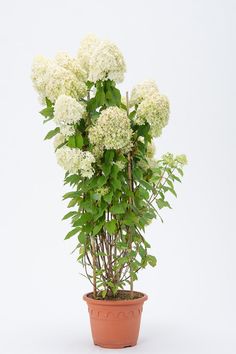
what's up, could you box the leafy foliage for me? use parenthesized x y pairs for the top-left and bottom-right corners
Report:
(38, 79), (187, 299)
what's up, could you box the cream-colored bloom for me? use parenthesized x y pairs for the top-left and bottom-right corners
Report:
(147, 142), (156, 159)
(56, 146), (95, 177)
(44, 63), (87, 103)
(176, 154), (188, 165)
(79, 151), (96, 178)
(77, 34), (101, 77)
(89, 107), (132, 151)
(114, 160), (126, 171)
(53, 133), (66, 150)
(60, 125), (76, 137)
(54, 94), (85, 126)
(55, 52), (86, 81)
(130, 80), (159, 106)
(31, 55), (50, 98)
(88, 40), (126, 83)
(136, 95), (169, 137)
(95, 187), (109, 196)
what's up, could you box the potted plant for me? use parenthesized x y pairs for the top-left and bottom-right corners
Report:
(31, 34), (187, 349)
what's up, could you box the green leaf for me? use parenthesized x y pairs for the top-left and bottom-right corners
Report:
(67, 198), (78, 208)
(172, 174), (181, 183)
(73, 213), (93, 226)
(104, 219), (117, 234)
(111, 178), (121, 190)
(97, 175), (106, 188)
(40, 106), (54, 118)
(75, 133), (83, 148)
(66, 134), (83, 148)
(45, 97), (53, 107)
(65, 227), (80, 240)
(177, 167), (184, 176)
(62, 211), (77, 220)
(92, 221), (104, 236)
(140, 179), (153, 191)
(110, 203), (127, 214)
(63, 191), (80, 200)
(122, 212), (138, 226)
(44, 127), (60, 140)
(169, 188), (177, 197)
(105, 150), (115, 164)
(101, 289), (107, 298)
(102, 164), (111, 177)
(147, 255), (157, 267)
(78, 232), (86, 244)
(103, 191), (113, 203)
(156, 199), (172, 209)
(96, 87), (105, 106)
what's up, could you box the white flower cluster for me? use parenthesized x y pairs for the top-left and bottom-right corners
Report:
(55, 52), (86, 81)
(89, 107), (133, 153)
(136, 95), (169, 137)
(54, 94), (85, 137)
(44, 63), (86, 103)
(130, 80), (159, 106)
(31, 55), (86, 103)
(31, 56), (50, 99)
(89, 41), (126, 83)
(53, 133), (66, 150)
(77, 35), (126, 83)
(56, 146), (95, 178)
(162, 153), (188, 166)
(77, 34), (100, 75)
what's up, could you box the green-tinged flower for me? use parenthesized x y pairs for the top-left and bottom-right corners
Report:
(96, 187), (109, 196)
(54, 94), (85, 124)
(89, 106), (133, 152)
(162, 153), (175, 167)
(130, 80), (159, 106)
(147, 142), (156, 159)
(53, 133), (66, 150)
(114, 160), (126, 171)
(55, 52), (86, 81)
(56, 146), (95, 178)
(31, 55), (50, 98)
(44, 63), (87, 103)
(88, 40), (126, 83)
(77, 34), (101, 77)
(176, 154), (188, 165)
(136, 95), (169, 137)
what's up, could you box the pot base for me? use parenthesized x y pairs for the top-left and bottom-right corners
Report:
(95, 342), (136, 349)
(84, 290), (148, 349)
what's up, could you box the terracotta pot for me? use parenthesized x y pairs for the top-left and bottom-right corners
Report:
(83, 291), (148, 348)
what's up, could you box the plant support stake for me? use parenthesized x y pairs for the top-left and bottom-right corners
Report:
(126, 91), (134, 300)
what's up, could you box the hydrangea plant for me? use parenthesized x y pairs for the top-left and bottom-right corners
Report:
(31, 35), (187, 299)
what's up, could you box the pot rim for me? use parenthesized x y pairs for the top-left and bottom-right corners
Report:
(83, 290), (148, 306)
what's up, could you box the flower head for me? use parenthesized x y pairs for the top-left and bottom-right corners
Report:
(176, 154), (188, 165)
(56, 146), (95, 177)
(89, 107), (132, 151)
(130, 80), (159, 106)
(77, 34), (101, 77)
(53, 133), (66, 150)
(55, 52), (86, 81)
(136, 95), (169, 137)
(88, 40), (126, 83)
(31, 55), (50, 98)
(54, 94), (85, 126)
(44, 63), (87, 103)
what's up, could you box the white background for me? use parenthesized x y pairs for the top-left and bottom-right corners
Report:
(0, 0), (235, 353)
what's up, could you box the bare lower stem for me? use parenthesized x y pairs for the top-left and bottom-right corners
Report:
(91, 238), (97, 298)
